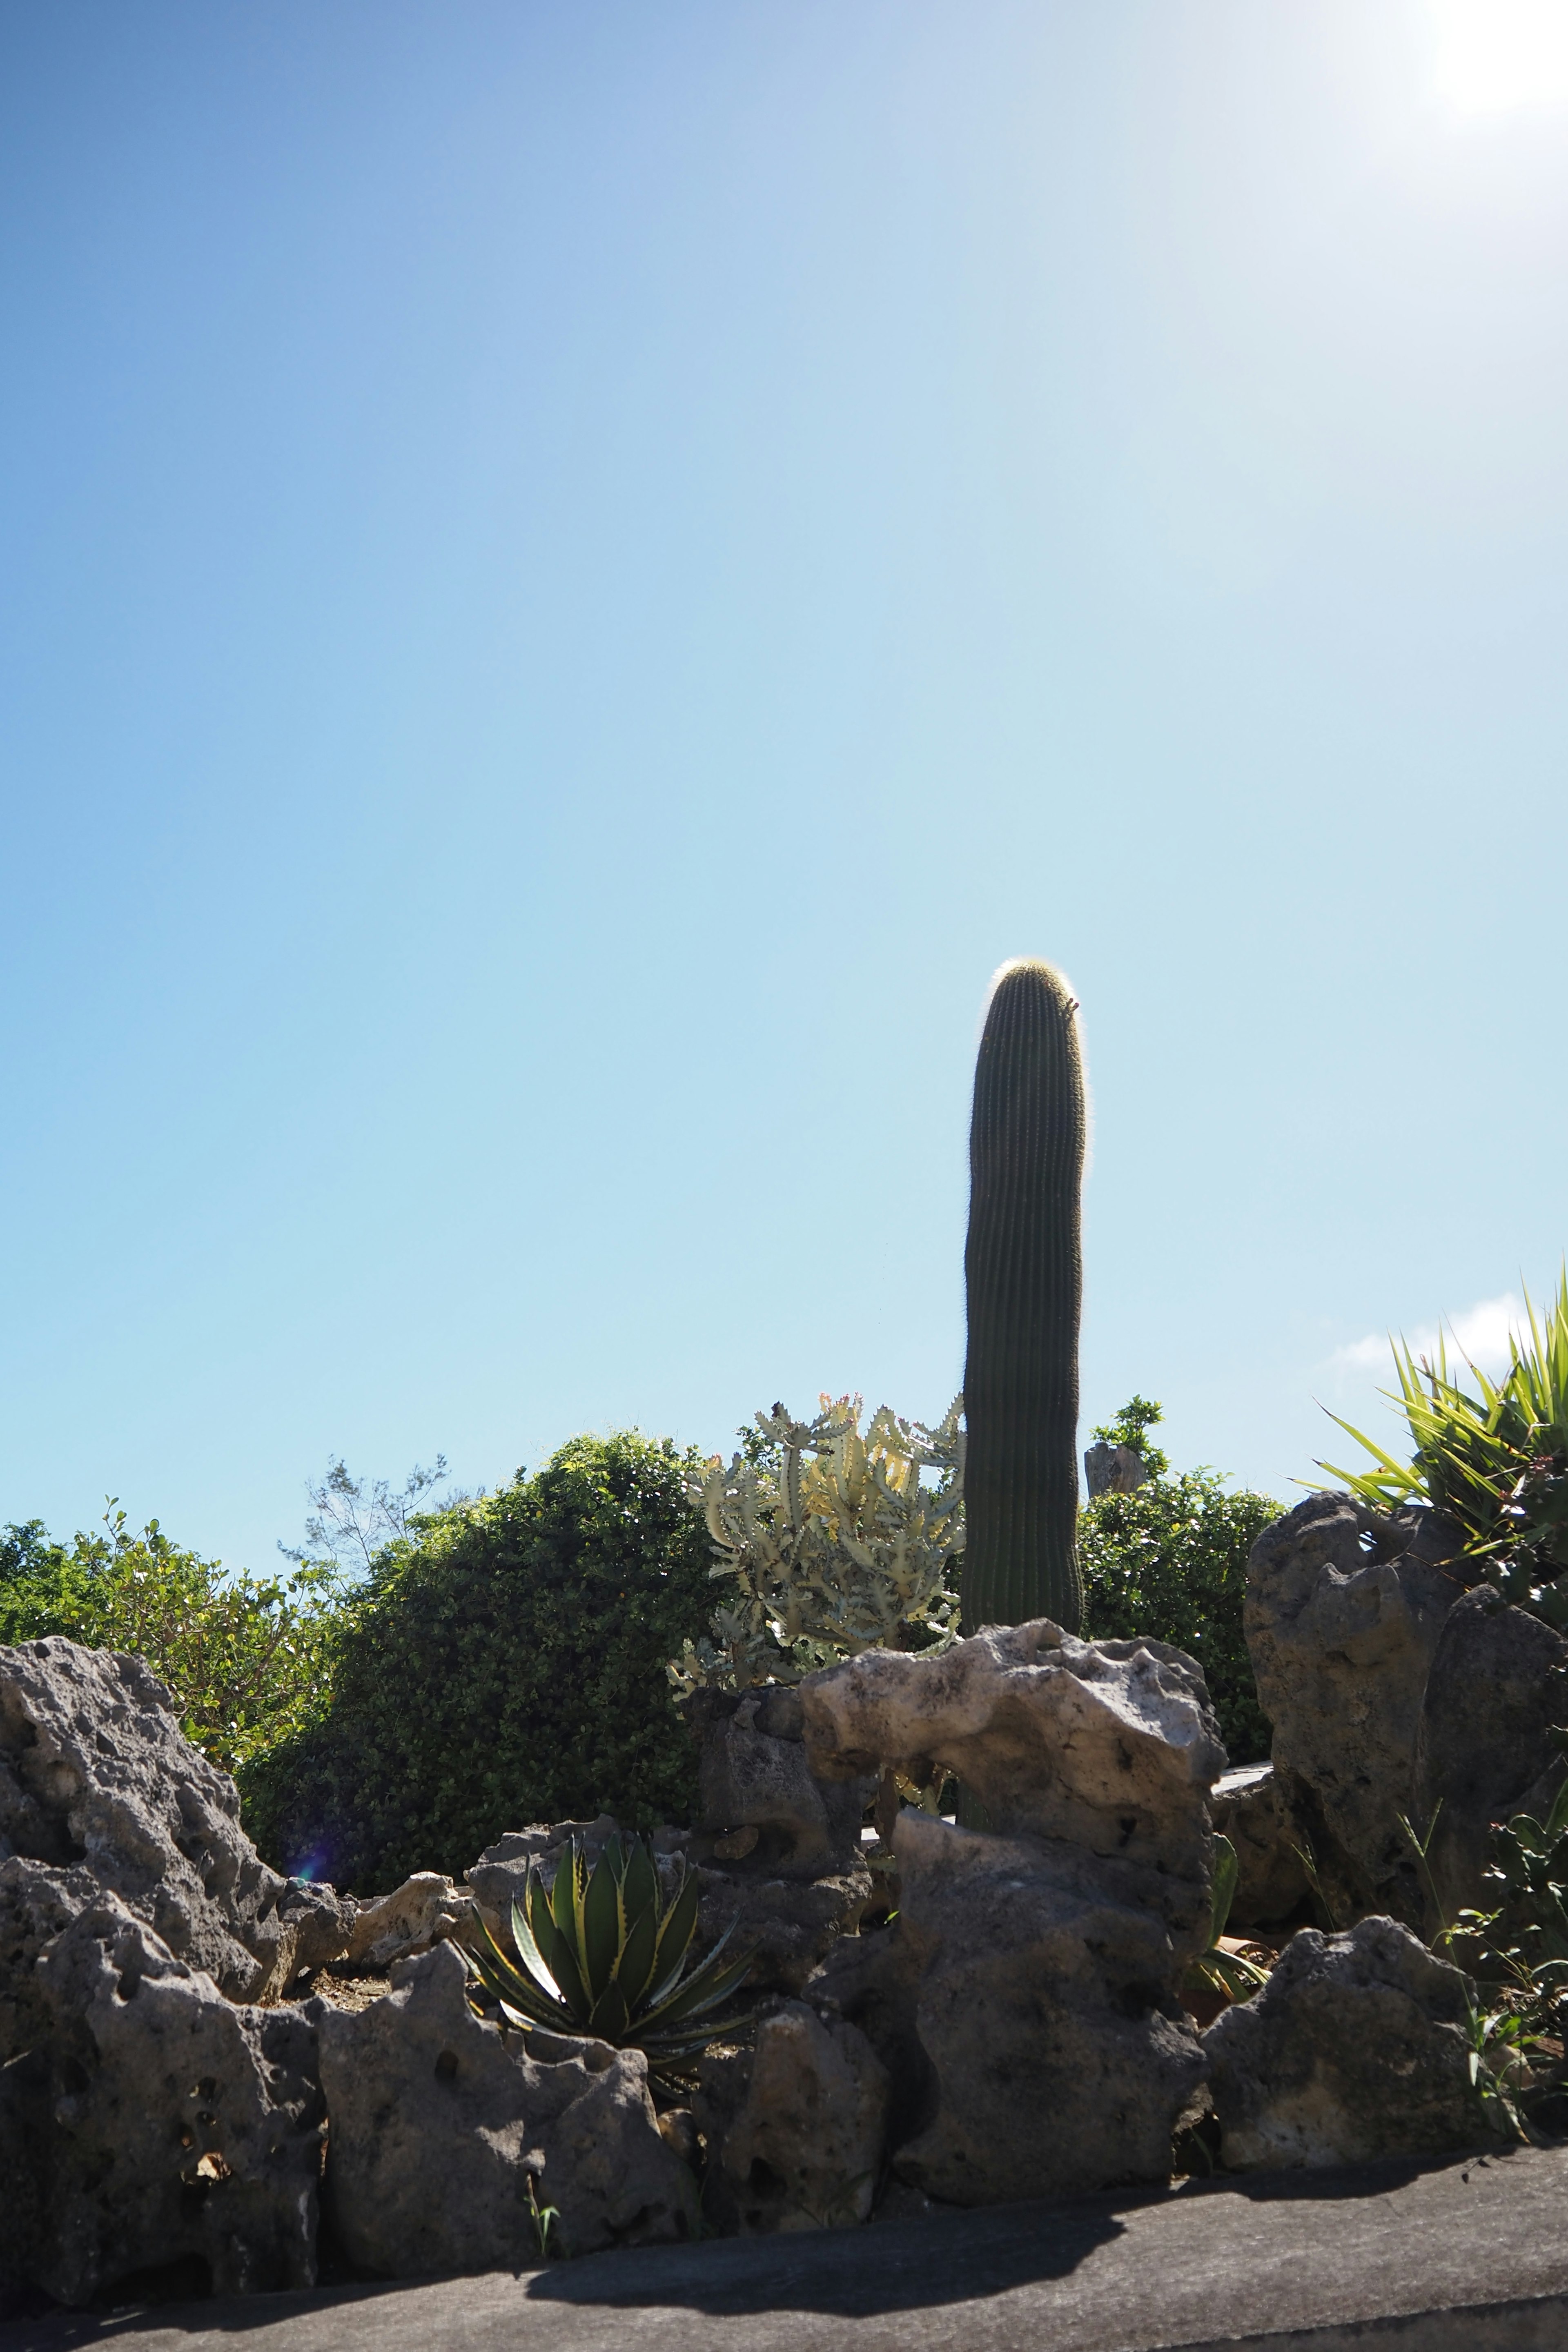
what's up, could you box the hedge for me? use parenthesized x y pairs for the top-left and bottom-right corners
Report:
(238, 1431), (715, 1893)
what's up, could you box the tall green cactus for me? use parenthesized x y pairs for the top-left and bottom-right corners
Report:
(961, 958), (1086, 1635)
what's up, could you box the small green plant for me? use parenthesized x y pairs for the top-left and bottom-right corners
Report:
(1183, 1834), (1270, 2003)
(670, 1394), (963, 1694)
(1323, 1273), (1568, 1631)
(466, 1830), (755, 2098)
(1399, 1800), (1568, 2141)
(525, 2174), (561, 2261)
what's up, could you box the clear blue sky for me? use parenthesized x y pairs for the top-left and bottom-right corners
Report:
(4, 1), (1566, 1572)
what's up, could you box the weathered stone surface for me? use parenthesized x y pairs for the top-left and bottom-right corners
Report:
(1415, 1585), (1568, 1926)
(0, 1891), (324, 2306)
(691, 1686), (872, 1878)
(695, 2000), (889, 2232)
(345, 1871), (472, 1969)
(877, 1812), (1209, 2206)
(319, 1941), (687, 2274)
(1205, 1915), (1487, 2171)
(1083, 1441), (1149, 1499)
(1245, 1496), (1476, 1923)
(801, 1619), (1226, 1891)
(0, 1639), (351, 1999)
(1209, 1766), (1310, 1930)
(693, 1861), (871, 1995)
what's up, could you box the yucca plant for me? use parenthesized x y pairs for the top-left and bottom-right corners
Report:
(1321, 1272), (1568, 1629)
(465, 1831), (755, 2096)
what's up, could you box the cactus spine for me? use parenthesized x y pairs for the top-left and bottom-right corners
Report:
(960, 958), (1086, 1635)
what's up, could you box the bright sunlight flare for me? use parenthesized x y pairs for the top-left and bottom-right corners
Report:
(1430, 0), (1568, 116)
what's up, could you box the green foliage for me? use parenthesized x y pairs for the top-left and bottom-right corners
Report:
(1323, 1274), (1568, 1630)
(670, 1394), (963, 1694)
(1401, 1799), (1568, 2143)
(0, 1506), (344, 1777)
(1078, 1445), (1279, 1766)
(238, 1432), (716, 1893)
(467, 1830), (753, 2098)
(1183, 1833), (1270, 2002)
(962, 959), (1086, 1634)
(1089, 1394), (1169, 1480)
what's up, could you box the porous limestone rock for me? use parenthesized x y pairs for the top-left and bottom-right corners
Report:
(691, 1685), (871, 1878)
(1083, 1440), (1150, 1499)
(1245, 1496), (1476, 1924)
(801, 1617), (1227, 1895)
(875, 1811), (1208, 2206)
(694, 2000), (890, 2232)
(1210, 1766), (1310, 1931)
(0, 1891), (324, 2306)
(1415, 1586), (1568, 1926)
(0, 1639), (352, 2000)
(1205, 1915), (1487, 2171)
(318, 1940), (687, 2273)
(344, 1871), (473, 1969)
(795, 1626), (1221, 2207)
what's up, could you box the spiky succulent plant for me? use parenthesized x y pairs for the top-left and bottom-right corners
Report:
(670, 1392), (964, 1694)
(465, 1830), (754, 2096)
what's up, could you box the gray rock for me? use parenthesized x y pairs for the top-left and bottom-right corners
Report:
(695, 2000), (889, 2232)
(877, 1811), (1209, 2207)
(0, 1639), (352, 2000)
(0, 1891), (324, 2306)
(800, 1618), (1226, 1898)
(0, 1855), (99, 2066)
(1244, 1497), (1476, 1923)
(693, 1688), (871, 1878)
(1415, 1585), (1568, 1925)
(345, 1871), (473, 1969)
(1083, 1441), (1149, 1499)
(1209, 1765), (1310, 1930)
(319, 1941), (687, 2274)
(1205, 1915), (1487, 2170)
(694, 1861), (872, 1995)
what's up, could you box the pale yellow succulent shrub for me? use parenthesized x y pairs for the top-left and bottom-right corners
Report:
(668, 1394), (964, 1695)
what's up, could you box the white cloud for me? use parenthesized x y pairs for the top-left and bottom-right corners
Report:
(1331, 1292), (1526, 1380)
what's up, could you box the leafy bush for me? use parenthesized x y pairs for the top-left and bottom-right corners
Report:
(1078, 1404), (1278, 1766)
(1325, 1273), (1568, 1630)
(238, 1432), (716, 1893)
(0, 1507), (343, 1776)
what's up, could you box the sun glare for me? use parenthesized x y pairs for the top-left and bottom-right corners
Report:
(1431, 0), (1568, 115)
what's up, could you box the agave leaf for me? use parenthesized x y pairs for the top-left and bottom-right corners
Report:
(615, 1895), (662, 2013)
(581, 1849), (622, 2004)
(588, 1978), (630, 2041)
(509, 1895), (566, 2007)
(643, 1931), (754, 2030)
(645, 1866), (702, 2003)
(1210, 1835), (1240, 1946)
(621, 1836), (659, 1927)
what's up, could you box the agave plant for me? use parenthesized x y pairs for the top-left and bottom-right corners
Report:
(465, 1831), (754, 2096)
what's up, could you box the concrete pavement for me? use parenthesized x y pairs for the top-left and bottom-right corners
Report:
(4, 2143), (1567, 2352)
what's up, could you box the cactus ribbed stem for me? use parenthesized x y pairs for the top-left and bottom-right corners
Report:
(960, 958), (1086, 1635)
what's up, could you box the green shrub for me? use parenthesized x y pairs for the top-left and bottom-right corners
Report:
(1077, 1405), (1278, 1766)
(0, 1508), (343, 1776)
(238, 1432), (715, 1893)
